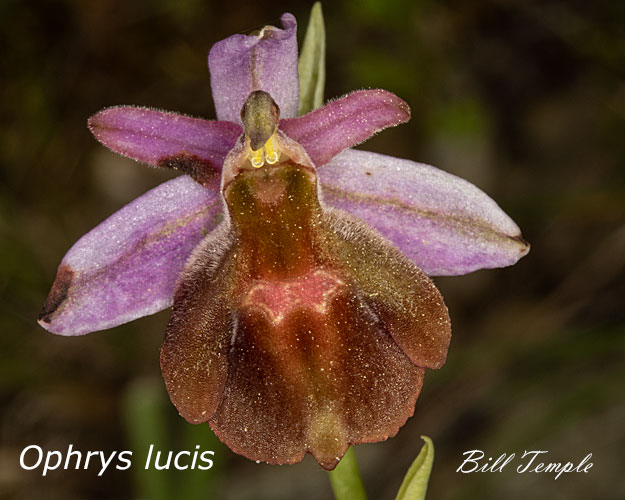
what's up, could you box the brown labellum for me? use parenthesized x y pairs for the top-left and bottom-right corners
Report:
(160, 151), (451, 470)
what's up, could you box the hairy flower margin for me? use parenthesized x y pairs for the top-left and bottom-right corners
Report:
(39, 12), (529, 469)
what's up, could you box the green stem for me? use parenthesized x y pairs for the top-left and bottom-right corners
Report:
(328, 447), (368, 500)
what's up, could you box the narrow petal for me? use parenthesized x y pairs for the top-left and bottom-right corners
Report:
(319, 149), (530, 276)
(280, 89), (410, 167)
(88, 106), (241, 184)
(208, 13), (299, 124)
(38, 175), (223, 335)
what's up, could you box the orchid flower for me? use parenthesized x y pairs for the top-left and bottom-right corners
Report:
(38, 12), (528, 470)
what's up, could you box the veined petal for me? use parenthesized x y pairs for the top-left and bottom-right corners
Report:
(319, 149), (529, 276)
(280, 89), (410, 167)
(208, 13), (299, 125)
(88, 107), (241, 185)
(38, 175), (223, 335)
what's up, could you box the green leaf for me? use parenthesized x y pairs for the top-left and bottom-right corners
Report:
(178, 422), (225, 500)
(395, 436), (435, 500)
(329, 447), (368, 500)
(298, 2), (326, 115)
(123, 378), (172, 500)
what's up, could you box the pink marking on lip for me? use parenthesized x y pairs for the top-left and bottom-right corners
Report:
(242, 269), (344, 324)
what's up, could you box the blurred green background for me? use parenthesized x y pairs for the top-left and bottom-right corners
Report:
(1, 0), (624, 499)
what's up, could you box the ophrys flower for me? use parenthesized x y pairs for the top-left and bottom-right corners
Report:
(39, 12), (528, 469)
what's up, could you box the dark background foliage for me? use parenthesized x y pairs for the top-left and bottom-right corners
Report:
(1, 0), (624, 499)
